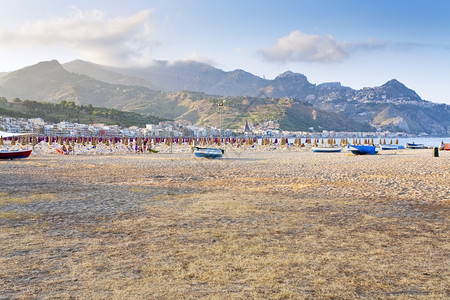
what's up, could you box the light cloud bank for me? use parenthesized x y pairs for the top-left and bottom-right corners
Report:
(0, 7), (158, 67)
(262, 30), (386, 63)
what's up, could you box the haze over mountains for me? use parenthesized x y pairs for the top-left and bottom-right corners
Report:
(0, 59), (449, 135)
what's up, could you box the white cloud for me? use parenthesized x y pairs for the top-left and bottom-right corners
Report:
(179, 52), (216, 65)
(262, 30), (386, 63)
(0, 7), (159, 67)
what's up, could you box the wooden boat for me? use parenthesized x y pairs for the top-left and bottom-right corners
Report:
(379, 144), (398, 150)
(348, 145), (379, 155)
(312, 146), (342, 153)
(406, 143), (424, 149)
(193, 147), (224, 158)
(440, 143), (450, 151)
(0, 149), (32, 159)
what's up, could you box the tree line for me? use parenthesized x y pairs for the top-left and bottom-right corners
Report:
(0, 97), (166, 127)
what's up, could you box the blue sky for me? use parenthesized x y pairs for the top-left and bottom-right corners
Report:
(0, 0), (449, 104)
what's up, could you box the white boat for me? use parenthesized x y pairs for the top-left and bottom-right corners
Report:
(380, 144), (399, 150)
(406, 143), (425, 149)
(193, 147), (224, 158)
(312, 146), (342, 153)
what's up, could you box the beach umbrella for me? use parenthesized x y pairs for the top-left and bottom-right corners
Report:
(390, 139), (393, 145)
(395, 139), (399, 145)
(0, 136), (3, 146)
(383, 139), (386, 144)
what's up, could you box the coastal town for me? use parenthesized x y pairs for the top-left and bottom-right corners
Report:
(0, 115), (413, 139)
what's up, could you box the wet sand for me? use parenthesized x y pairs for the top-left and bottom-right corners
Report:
(1, 149), (449, 298)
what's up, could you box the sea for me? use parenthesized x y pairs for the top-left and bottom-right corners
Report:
(283, 137), (449, 148)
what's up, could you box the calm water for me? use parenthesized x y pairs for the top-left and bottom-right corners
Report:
(281, 137), (449, 147)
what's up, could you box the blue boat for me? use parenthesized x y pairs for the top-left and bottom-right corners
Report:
(348, 145), (379, 155)
(193, 147), (224, 158)
(406, 142), (424, 149)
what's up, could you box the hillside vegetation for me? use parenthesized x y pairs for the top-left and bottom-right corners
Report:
(0, 97), (165, 128)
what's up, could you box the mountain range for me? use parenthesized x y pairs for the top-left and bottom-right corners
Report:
(0, 59), (449, 135)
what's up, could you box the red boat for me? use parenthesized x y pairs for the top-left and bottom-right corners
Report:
(0, 149), (33, 159)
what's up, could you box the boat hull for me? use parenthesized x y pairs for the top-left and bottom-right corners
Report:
(380, 144), (398, 150)
(348, 145), (379, 155)
(0, 149), (32, 159)
(312, 147), (342, 153)
(193, 147), (224, 158)
(406, 143), (424, 149)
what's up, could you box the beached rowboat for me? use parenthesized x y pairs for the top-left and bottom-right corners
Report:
(312, 146), (342, 153)
(440, 143), (450, 151)
(406, 143), (425, 149)
(193, 147), (224, 158)
(348, 145), (379, 155)
(0, 149), (32, 159)
(379, 144), (399, 150)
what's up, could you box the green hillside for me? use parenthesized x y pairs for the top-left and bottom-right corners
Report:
(0, 97), (165, 128)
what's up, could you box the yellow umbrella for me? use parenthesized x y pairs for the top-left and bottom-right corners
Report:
(0, 136), (3, 145)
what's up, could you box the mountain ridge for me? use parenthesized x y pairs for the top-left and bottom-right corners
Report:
(0, 59), (448, 135)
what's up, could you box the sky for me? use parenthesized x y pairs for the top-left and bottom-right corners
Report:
(0, 0), (449, 104)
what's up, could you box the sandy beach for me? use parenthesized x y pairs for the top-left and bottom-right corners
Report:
(1, 148), (449, 299)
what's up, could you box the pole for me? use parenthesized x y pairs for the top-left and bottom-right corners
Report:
(218, 101), (223, 141)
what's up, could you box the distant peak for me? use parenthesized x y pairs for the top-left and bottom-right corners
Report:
(13, 59), (67, 76)
(318, 82), (342, 88)
(31, 60), (63, 70)
(382, 79), (405, 87)
(37, 59), (61, 66)
(276, 71), (307, 80)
